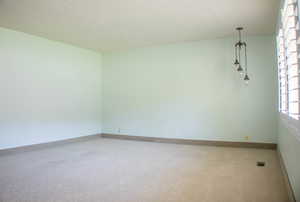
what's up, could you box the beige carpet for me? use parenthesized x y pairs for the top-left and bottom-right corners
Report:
(0, 138), (289, 202)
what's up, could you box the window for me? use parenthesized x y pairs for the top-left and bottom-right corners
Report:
(277, 0), (300, 120)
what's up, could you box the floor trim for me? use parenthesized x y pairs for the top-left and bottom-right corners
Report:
(277, 149), (297, 202)
(101, 133), (277, 149)
(0, 133), (277, 156)
(0, 134), (102, 156)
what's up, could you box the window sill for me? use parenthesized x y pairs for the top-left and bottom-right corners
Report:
(279, 113), (300, 141)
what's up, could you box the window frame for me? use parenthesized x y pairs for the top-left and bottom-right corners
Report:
(277, 0), (300, 121)
(277, 0), (300, 140)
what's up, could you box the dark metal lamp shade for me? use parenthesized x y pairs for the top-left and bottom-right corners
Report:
(237, 65), (243, 72)
(244, 74), (250, 81)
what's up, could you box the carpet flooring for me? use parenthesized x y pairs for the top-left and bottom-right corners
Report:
(0, 138), (289, 202)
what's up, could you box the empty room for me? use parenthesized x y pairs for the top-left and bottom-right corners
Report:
(0, 0), (299, 201)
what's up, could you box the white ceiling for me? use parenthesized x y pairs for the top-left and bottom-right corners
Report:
(0, 0), (279, 52)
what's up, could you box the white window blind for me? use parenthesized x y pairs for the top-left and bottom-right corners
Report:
(277, 0), (300, 120)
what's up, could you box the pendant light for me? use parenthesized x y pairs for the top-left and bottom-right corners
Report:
(234, 27), (249, 84)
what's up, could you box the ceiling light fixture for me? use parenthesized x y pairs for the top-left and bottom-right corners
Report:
(234, 27), (249, 85)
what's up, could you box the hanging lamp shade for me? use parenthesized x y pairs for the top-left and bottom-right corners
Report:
(244, 74), (250, 81)
(237, 65), (243, 72)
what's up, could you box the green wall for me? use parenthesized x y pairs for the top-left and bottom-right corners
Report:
(278, 118), (300, 200)
(0, 27), (103, 149)
(102, 35), (278, 143)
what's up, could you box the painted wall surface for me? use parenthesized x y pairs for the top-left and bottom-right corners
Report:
(278, 119), (300, 201)
(0, 27), (102, 149)
(102, 36), (278, 143)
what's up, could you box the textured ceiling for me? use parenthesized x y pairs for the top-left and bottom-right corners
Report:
(0, 0), (279, 52)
